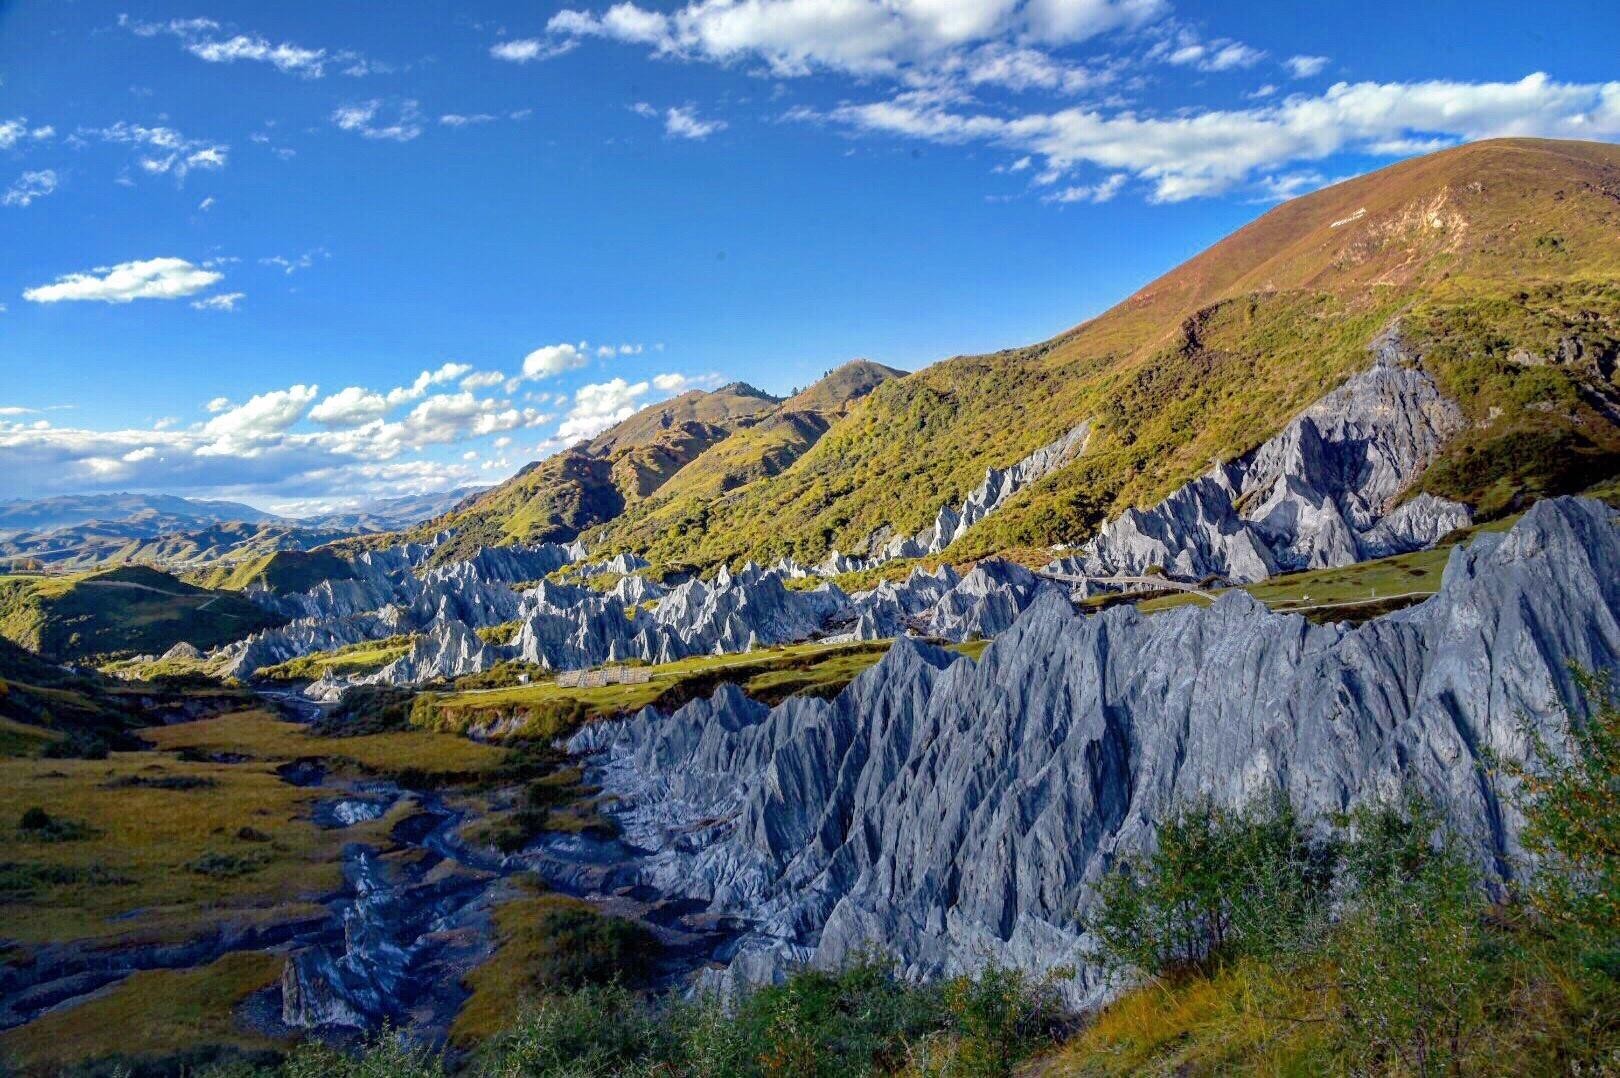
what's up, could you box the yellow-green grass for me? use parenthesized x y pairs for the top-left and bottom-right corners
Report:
(450, 887), (656, 1045)
(419, 639), (902, 741)
(1127, 545), (1454, 621)
(0, 742), (365, 942)
(1120, 503), (1558, 622)
(0, 951), (286, 1073)
(421, 637), (990, 743)
(254, 634), (417, 681)
(143, 708), (508, 777)
(1047, 961), (1330, 1077)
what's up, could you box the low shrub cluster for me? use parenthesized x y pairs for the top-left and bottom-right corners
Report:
(1069, 677), (1620, 1075)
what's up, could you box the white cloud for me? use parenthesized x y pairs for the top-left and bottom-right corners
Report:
(202, 384), (319, 446)
(3, 170), (57, 208)
(547, 0), (1161, 89)
(332, 100), (424, 142)
(1159, 32), (1264, 72)
(1285, 54), (1329, 79)
(663, 104), (727, 139)
(191, 291), (245, 311)
(90, 121), (229, 181)
(1043, 171), (1126, 202)
(0, 119), (54, 150)
(490, 36), (579, 62)
(440, 113), (497, 127)
(118, 14), (372, 79)
(24, 258), (225, 304)
(386, 362), (473, 405)
(809, 72), (1620, 202)
(461, 370), (506, 390)
(260, 249), (329, 274)
(310, 386), (389, 427)
(558, 377), (650, 441)
(198, 196), (216, 211)
(206, 397), (233, 414)
(522, 342), (591, 380)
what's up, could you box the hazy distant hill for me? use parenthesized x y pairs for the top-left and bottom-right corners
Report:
(0, 493), (277, 536)
(301, 486), (488, 532)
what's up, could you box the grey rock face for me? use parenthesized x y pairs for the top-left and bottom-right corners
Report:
(571, 497), (1620, 1006)
(1065, 354), (1470, 585)
(822, 422), (1091, 572)
(366, 620), (496, 685)
(214, 539), (582, 679)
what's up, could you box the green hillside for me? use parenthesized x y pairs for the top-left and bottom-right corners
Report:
(0, 565), (282, 662)
(418, 362), (905, 564)
(581, 138), (1620, 569)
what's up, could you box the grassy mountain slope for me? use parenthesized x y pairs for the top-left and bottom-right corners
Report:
(0, 565), (282, 662)
(415, 382), (783, 562)
(583, 139), (1620, 569)
(419, 363), (905, 564)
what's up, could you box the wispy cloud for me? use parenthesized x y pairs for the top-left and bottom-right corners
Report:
(332, 100), (424, 142)
(24, 257), (225, 303)
(118, 14), (375, 79)
(3, 170), (57, 208)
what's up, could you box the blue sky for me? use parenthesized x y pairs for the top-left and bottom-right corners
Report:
(1, 0), (1617, 514)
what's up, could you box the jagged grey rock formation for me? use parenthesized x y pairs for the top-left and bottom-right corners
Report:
(819, 422), (1091, 573)
(1057, 348), (1469, 585)
(570, 497), (1620, 1006)
(213, 539), (582, 679)
(365, 620), (495, 685)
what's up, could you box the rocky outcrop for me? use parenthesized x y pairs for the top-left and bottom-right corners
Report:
(1061, 347), (1469, 585)
(819, 422), (1091, 573)
(366, 620), (495, 685)
(570, 497), (1620, 1006)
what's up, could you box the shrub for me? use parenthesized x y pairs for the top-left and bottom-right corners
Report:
(1327, 801), (1489, 1075)
(1502, 670), (1620, 975)
(1086, 795), (1334, 979)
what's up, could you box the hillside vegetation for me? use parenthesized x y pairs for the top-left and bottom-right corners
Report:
(578, 139), (1620, 570)
(0, 565), (281, 662)
(417, 363), (904, 564)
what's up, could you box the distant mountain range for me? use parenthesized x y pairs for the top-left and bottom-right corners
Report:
(0, 487), (486, 570)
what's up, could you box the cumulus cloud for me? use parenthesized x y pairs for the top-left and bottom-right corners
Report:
(806, 72), (1620, 202)
(191, 291), (245, 311)
(201, 384), (319, 449)
(557, 377), (651, 441)
(490, 37), (578, 62)
(545, 0), (1159, 92)
(386, 362), (474, 405)
(309, 386), (388, 427)
(0, 118), (55, 149)
(460, 370), (506, 390)
(24, 257), (225, 304)
(3, 170), (57, 208)
(332, 100), (424, 142)
(1285, 54), (1330, 79)
(522, 342), (591, 380)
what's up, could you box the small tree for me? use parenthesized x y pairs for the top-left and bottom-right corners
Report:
(1327, 800), (1488, 1077)
(1503, 669), (1620, 974)
(1086, 795), (1333, 979)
